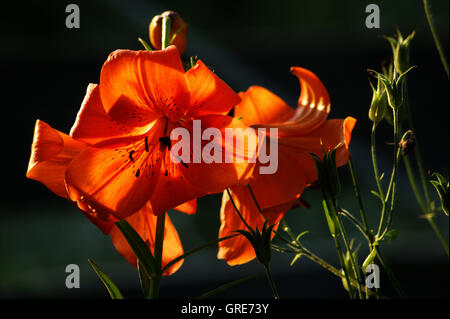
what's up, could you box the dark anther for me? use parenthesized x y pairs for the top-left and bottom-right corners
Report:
(129, 150), (135, 162)
(144, 136), (149, 152)
(135, 169), (140, 177)
(159, 136), (171, 150)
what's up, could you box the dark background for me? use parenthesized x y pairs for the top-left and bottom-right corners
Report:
(0, 0), (448, 299)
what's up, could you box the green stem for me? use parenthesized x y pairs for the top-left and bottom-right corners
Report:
(275, 222), (379, 298)
(226, 188), (254, 232)
(348, 155), (371, 232)
(374, 246), (406, 298)
(377, 108), (400, 237)
(371, 123), (385, 201)
(403, 155), (428, 212)
(161, 15), (172, 50)
(426, 215), (450, 255)
(332, 201), (365, 299)
(150, 212), (166, 299)
(324, 199), (355, 299)
(423, 0), (449, 78)
(263, 264), (279, 299)
(371, 123), (388, 236)
(247, 184), (265, 219)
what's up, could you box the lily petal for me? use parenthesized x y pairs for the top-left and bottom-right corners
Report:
(185, 60), (241, 118)
(27, 120), (86, 198)
(100, 46), (189, 125)
(70, 84), (154, 143)
(179, 115), (257, 194)
(65, 127), (166, 221)
(234, 86), (295, 126)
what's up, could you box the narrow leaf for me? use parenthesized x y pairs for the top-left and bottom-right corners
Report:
(115, 220), (158, 278)
(138, 37), (153, 51)
(137, 259), (151, 299)
(88, 258), (124, 299)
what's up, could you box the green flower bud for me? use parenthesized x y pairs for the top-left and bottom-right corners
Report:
(385, 30), (415, 75)
(237, 220), (276, 266)
(368, 77), (388, 123)
(430, 173), (449, 216)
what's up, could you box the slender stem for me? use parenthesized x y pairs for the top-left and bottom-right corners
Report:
(348, 155), (370, 232)
(371, 123), (385, 201)
(423, 0), (449, 78)
(280, 219), (297, 242)
(371, 123), (388, 236)
(374, 246), (406, 298)
(150, 212), (166, 299)
(263, 264), (279, 299)
(324, 199), (355, 299)
(226, 188), (253, 232)
(331, 201), (364, 298)
(247, 184), (265, 219)
(161, 16), (172, 50)
(403, 80), (448, 255)
(338, 208), (372, 243)
(377, 108), (400, 237)
(403, 155), (428, 212)
(426, 215), (450, 255)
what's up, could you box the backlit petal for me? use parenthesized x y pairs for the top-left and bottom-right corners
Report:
(70, 84), (153, 143)
(234, 86), (295, 126)
(100, 46), (189, 125)
(27, 120), (86, 198)
(65, 130), (165, 221)
(179, 115), (257, 194)
(185, 60), (241, 118)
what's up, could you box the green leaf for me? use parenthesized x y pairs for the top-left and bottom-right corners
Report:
(138, 37), (153, 51)
(88, 259), (124, 299)
(290, 253), (303, 266)
(323, 200), (337, 237)
(115, 220), (158, 278)
(295, 230), (310, 242)
(370, 190), (383, 200)
(161, 234), (239, 273)
(137, 259), (151, 299)
(196, 275), (258, 299)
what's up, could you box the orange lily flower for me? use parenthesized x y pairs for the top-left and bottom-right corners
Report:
(27, 46), (255, 273)
(64, 45), (255, 221)
(218, 67), (356, 265)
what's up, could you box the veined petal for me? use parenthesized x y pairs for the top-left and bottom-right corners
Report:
(184, 60), (241, 118)
(217, 186), (291, 266)
(70, 84), (154, 143)
(179, 115), (258, 194)
(109, 204), (183, 275)
(235, 86), (295, 126)
(148, 148), (207, 216)
(26, 120), (86, 198)
(99, 46), (189, 125)
(65, 130), (165, 221)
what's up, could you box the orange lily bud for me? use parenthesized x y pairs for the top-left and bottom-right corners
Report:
(149, 11), (187, 54)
